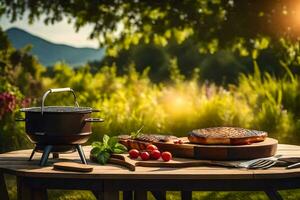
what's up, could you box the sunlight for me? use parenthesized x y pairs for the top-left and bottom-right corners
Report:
(161, 91), (192, 115)
(291, 3), (300, 27)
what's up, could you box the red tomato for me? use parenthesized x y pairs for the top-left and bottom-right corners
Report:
(140, 151), (150, 161)
(161, 151), (172, 162)
(146, 144), (158, 152)
(129, 149), (140, 159)
(150, 149), (161, 160)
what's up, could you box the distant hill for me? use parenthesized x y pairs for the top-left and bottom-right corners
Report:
(5, 27), (105, 67)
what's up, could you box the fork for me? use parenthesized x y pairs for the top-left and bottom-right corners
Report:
(238, 155), (282, 169)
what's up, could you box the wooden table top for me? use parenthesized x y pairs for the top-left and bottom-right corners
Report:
(1, 144), (300, 180)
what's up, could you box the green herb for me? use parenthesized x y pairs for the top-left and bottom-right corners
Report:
(130, 125), (144, 139)
(90, 134), (127, 165)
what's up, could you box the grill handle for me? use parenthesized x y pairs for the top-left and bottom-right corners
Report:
(84, 118), (104, 123)
(41, 88), (79, 115)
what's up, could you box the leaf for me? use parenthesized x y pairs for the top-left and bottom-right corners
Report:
(112, 143), (127, 153)
(97, 151), (111, 165)
(130, 125), (144, 139)
(90, 147), (101, 157)
(113, 148), (126, 154)
(103, 135), (110, 145)
(108, 136), (118, 148)
(91, 141), (102, 148)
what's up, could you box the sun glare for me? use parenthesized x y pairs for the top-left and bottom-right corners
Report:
(291, 3), (300, 27)
(161, 92), (192, 115)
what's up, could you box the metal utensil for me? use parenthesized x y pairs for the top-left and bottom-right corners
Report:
(286, 162), (300, 169)
(238, 155), (282, 169)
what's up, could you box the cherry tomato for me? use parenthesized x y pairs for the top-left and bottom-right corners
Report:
(150, 149), (161, 160)
(140, 151), (150, 161)
(161, 151), (172, 162)
(129, 149), (140, 159)
(146, 144), (158, 152)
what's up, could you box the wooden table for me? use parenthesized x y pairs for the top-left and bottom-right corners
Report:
(1, 144), (300, 200)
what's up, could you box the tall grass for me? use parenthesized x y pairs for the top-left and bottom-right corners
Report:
(38, 62), (300, 144)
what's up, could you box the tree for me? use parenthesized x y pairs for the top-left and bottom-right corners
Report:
(1, 1), (299, 43)
(2, 0), (300, 68)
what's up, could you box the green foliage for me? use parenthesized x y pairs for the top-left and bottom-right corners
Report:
(200, 50), (246, 85)
(130, 126), (144, 139)
(1, 1), (297, 48)
(3, 0), (300, 71)
(22, 61), (298, 146)
(91, 134), (127, 165)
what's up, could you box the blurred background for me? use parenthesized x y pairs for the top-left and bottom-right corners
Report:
(1, 0), (300, 199)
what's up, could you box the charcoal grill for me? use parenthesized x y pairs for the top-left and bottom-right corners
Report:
(17, 88), (104, 166)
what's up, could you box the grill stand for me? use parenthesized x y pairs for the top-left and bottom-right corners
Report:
(28, 144), (87, 166)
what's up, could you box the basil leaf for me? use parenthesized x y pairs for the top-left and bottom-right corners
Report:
(97, 151), (111, 165)
(108, 136), (118, 148)
(112, 143), (127, 153)
(91, 141), (102, 148)
(113, 148), (126, 154)
(103, 135), (110, 145)
(90, 147), (101, 157)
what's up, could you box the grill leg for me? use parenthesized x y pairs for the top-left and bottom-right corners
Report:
(40, 145), (52, 166)
(76, 144), (87, 164)
(28, 146), (37, 161)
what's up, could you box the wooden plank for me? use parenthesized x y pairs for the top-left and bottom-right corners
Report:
(181, 191), (192, 200)
(0, 173), (9, 200)
(102, 191), (119, 200)
(1, 167), (254, 180)
(1, 144), (300, 181)
(53, 162), (93, 172)
(17, 177), (32, 200)
(89, 178), (300, 192)
(120, 138), (277, 160)
(32, 188), (48, 200)
(134, 190), (147, 200)
(123, 191), (133, 200)
(103, 181), (119, 200)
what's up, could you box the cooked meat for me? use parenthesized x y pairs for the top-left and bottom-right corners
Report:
(135, 134), (178, 143)
(118, 134), (180, 150)
(117, 135), (131, 141)
(188, 127), (267, 145)
(118, 134), (178, 143)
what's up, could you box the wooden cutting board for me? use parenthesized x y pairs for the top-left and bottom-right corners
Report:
(90, 154), (241, 171)
(119, 137), (278, 160)
(53, 162), (94, 172)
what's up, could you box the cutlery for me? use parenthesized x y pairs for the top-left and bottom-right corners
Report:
(286, 162), (300, 169)
(238, 155), (282, 169)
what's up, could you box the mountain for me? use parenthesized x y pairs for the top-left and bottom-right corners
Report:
(5, 27), (105, 67)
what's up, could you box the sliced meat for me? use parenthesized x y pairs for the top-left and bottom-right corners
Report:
(118, 134), (180, 151)
(135, 134), (179, 143)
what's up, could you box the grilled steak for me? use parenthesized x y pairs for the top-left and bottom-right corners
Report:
(118, 134), (180, 150)
(134, 134), (179, 143)
(188, 127), (267, 145)
(118, 134), (179, 143)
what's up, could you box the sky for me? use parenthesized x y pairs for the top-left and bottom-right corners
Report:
(0, 15), (99, 48)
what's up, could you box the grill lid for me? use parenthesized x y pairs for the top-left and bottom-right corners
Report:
(20, 106), (94, 113)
